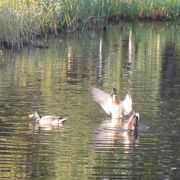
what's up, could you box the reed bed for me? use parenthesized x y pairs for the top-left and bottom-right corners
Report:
(0, 0), (179, 48)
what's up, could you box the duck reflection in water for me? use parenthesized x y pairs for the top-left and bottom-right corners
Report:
(122, 112), (140, 149)
(93, 113), (140, 150)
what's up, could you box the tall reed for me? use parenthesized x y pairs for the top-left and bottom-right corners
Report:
(0, 0), (179, 48)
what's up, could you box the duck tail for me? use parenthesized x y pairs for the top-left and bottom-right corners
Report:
(59, 117), (68, 123)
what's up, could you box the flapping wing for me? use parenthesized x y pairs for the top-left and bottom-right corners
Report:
(91, 87), (112, 115)
(123, 92), (132, 115)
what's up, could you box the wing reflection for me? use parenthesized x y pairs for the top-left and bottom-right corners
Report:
(93, 117), (139, 152)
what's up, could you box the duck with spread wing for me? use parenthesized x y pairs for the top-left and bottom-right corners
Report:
(91, 87), (133, 119)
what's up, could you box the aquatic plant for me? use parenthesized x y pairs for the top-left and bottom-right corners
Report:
(0, 0), (179, 48)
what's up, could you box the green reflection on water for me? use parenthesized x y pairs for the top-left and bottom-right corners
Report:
(0, 22), (180, 179)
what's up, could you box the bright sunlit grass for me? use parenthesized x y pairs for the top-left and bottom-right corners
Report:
(0, 0), (179, 48)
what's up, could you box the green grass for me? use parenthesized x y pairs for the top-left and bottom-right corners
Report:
(0, 0), (180, 48)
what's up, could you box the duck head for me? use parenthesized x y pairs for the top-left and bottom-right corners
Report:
(111, 88), (120, 104)
(29, 111), (41, 122)
(126, 112), (140, 131)
(135, 112), (140, 128)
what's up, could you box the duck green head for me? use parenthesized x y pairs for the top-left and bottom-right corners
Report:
(112, 88), (117, 95)
(111, 88), (118, 98)
(29, 111), (41, 122)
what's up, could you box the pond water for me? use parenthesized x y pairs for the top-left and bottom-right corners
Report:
(0, 22), (180, 179)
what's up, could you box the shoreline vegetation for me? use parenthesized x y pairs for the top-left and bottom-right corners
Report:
(0, 0), (180, 49)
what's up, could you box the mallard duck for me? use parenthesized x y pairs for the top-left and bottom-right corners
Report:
(29, 111), (67, 126)
(124, 111), (140, 131)
(91, 87), (132, 119)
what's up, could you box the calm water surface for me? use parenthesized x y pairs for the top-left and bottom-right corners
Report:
(0, 23), (180, 179)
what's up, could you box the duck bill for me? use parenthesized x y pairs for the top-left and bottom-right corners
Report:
(28, 114), (34, 118)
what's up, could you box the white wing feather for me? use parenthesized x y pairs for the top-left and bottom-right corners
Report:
(91, 87), (112, 115)
(123, 93), (132, 115)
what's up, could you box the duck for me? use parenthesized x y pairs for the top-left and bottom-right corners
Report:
(124, 111), (140, 131)
(29, 111), (67, 126)
(91, 87), (132, 119)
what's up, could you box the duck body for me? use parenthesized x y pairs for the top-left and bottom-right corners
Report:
(37, 115), (67, 126)
(124, 112), (140, 131)
(29, 111), (67, 126)
(91, 87), (132, 118)
(110, 90), (124, 119)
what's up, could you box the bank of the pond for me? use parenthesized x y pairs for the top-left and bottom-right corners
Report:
(0, 0), (180, 49)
